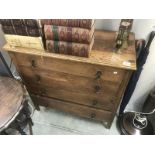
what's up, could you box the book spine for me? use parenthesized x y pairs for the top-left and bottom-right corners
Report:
(1, 25), (42, 37)
(26, 27), (42, 37)
(2, 26), (16, 34)
(46, 40), (92, 57)
(5, 35), (44, 50)
(41, 19), (94, 29)
(23, 19), (40, 28)
(44, 25), (94, 44)
(11, 19), (25, 26)
(0, 19), (12, 26)
(0, 19), (40, 28)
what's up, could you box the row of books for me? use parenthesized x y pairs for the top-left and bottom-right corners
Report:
(41, 19), (94, 57)
(0, 19), (44, 50)
(0, 19), (95, 57)
(0, 19), (43, 37)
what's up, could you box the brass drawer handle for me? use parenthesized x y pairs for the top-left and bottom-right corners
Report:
(90, 113), (96, 119)
(92, 100), (98, 106)
(95, 71), (102, 80)
(31, 59), (36, 68)
(35, 75), (41, 83)
(94, 85), (101, 93)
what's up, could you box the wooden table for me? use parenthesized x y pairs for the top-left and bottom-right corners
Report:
(3, 30), (137, 128)
(0, 76), (23, 131)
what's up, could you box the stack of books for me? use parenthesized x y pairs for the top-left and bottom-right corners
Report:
(41, 19), (95, 57)
(0, 19), (44, 50)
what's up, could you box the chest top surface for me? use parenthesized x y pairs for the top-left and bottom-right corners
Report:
(3, 30), (136, 70)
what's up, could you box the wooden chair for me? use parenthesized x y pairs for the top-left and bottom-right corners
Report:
(0, 76), (33, 135)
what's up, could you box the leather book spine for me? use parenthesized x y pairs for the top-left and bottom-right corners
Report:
(23, 19), (40, 28)
(14, 26), (28, 36)
(46, 39), (94, 57)
(44, 25), (94, 44)
(0, 19), (12, 26)
(0, 19), (24, 26)
(1, 26), (16, 34)
(41, 19), (94, 29)
(0, 19), (40, 28)
(2, 25), (42, 37)
(26, 27), (42, 37)
(11, 19), (25, 26)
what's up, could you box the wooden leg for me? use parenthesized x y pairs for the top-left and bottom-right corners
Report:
(28, 121), (33, 135)
(22, 103), (34, 135)
(34, 102), (40, 111)
(102, 121), (112, 129)
(30, 97), (40, 111)
(14, 120), (27, 135)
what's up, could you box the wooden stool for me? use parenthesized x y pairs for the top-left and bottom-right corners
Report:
(0, 76), (33, 135)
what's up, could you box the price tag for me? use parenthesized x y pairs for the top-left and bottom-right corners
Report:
(122, 61), (131, 67)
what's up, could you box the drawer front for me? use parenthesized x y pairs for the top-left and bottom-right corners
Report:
(11, 52), (126, 84)
(31, 94), (112, 123)
(27, 84), (114, 111)
(19, 66), (119, 96)
(19, 66), (118, 111)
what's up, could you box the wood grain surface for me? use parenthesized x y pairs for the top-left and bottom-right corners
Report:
(3, 30), (136, 70)
(9, 52), (126, 83)
(3, 30), (136, 128)
(31, 94), (112, 123)
(0, 76), (23, 130)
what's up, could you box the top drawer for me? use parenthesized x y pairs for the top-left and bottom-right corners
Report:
(10, 52), (126, 83)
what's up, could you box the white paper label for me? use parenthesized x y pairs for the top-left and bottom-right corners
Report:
(123, 61), (131, 67)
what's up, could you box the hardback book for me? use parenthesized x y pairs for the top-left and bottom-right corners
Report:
(0, 19), (12, 26)
(0, 19), (40, 28)
(44, 25), (94, 44)
(24, 19), (41, 28)
(41, 19), (95, 29)
(2, 25), (42, 37)
(4, 35), (44, 50)
(1, 26), (16, 34)
(46, 37), (94, 57)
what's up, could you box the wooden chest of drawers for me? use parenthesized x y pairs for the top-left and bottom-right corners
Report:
(3, 30), (136, 128)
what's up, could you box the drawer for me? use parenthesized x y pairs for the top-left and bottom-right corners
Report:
(18, 66), (118, 111)
(27, 84), (115, 111)
(11, 52), (126, 84)
(19, 66), (120, 96)
(30, 94), (112, 123)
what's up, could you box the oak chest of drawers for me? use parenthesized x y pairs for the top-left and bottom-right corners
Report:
(3, 30), (136, 128)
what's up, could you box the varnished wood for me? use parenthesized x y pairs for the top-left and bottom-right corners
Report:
(27, 84), (114, 111)
(9, 52), (127, 84)
(17, 66), (127, 111)
(3, 30), (136, 70)
(3, 30), (137, 128)
(31, 94), (112, 123)
(19, 66), (121, 95)
(0, 77), (23, 130)
(107, 71), (133, 127)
